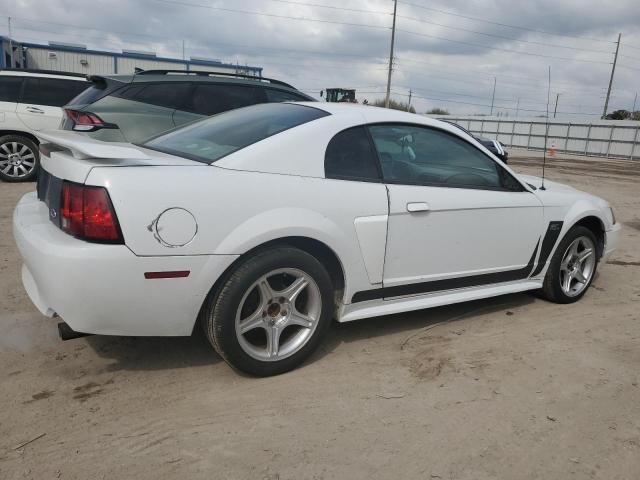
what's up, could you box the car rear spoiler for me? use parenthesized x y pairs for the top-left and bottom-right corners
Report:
(37, 130), (151, 160)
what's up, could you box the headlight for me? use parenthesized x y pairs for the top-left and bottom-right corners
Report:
(608, 207), (616, 225)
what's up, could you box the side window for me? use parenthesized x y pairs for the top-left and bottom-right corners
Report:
(184, 83), (265, 116)
(133, 82), (191, 109)
(325, 126), (380, 182)
(112, 82), (192, 109)
(368, 124), (517, 190)
(0, 76), (23, 103)
(265, 88), (308, 103)
(22, 78), (88, 107)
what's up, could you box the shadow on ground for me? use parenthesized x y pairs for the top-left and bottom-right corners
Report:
(85, 292), (537, 373)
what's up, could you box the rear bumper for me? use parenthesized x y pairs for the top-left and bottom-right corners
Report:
(602, 223), (621, 262)
(13, 192), (238, 336)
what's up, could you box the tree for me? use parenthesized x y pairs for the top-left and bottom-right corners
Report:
(372, 98), (415, 113)
(426, 108), (449, 115)
(605, 109), (631, 120)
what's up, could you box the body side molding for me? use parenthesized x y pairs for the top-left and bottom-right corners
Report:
(352, 240), (540, 303)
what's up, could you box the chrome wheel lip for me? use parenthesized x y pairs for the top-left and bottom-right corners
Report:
(235, 267), (322, 362)
(559, 235), (596, 297)
(0, 141), (37, 178)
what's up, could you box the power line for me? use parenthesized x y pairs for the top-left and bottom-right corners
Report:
(396, 56), (609, 90)
(266, 0), (392, 15)
(149, 0), (390, 29)
(396, 0), (616, 44)
(397, 28), (614, 64)
(620, 54), (640, 63)
(6, 16), (391, 64)
(394, 90), (602, 115)
(396, 14), (614, 54)
(617, 63), (640, 72)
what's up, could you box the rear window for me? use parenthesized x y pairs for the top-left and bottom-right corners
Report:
(0, 76), (23, 102)
(143, 103), (329, 164)
(68, 83), (112, 106)
(22, 78), (88, 107)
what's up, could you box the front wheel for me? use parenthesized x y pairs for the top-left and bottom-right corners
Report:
(0, 135), (39, 182)
(202, 247), (334, 376)
(540, 226), (598, 303)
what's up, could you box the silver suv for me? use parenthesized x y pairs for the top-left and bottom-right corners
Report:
(61, 70), (314, 144)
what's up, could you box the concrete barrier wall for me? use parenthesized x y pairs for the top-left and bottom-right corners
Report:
(437, 117), (640, 160)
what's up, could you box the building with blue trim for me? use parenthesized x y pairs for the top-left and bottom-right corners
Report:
(0, 36), (262, 77)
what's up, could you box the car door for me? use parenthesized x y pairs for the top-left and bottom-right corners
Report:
(17, 77), (87, 131)
(368, 123), (543, 298)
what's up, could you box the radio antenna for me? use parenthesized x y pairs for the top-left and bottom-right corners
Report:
(541, 65), (551, 190)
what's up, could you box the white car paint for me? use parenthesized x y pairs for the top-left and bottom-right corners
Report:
(14, 102), (621, 337)
(1, 70), (87, 132)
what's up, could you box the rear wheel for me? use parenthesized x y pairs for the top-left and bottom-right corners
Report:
(0, 135), (39, 182)
(202, 247), (334, 376)
(540, 226), (598, 303)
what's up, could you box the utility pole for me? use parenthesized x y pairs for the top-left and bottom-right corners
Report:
(553, 93), (560, 118)
(182, 40), (185, 61)
(407, 89), (412, 112)
(631, 92), (637, 119)
(490, 77), (496, 116)
(602, 33), (621, 119)
(385, 0), (398, 109)
(7, 17), (13, 68)
(515, 97), (520, 117)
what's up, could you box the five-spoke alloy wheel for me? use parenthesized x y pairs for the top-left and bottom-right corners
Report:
(0, 135), (40, 182)
(541, 225), (599, 303)
(559, 235), (596, 297)
(235, 268), (322, 362)
(201, 247), (334, 376)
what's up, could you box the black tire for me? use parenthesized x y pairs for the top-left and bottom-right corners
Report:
(0, 135), (39, 182)
(201, 247), (334, 376)
(539, 226), (598, 304)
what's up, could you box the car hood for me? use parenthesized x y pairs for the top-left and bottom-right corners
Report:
(517, 174), (577, 192)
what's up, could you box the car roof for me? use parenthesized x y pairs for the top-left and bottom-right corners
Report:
(297, 102), (464, 132)
(98, 71), (309, 93)
(0, 69), (87, 81)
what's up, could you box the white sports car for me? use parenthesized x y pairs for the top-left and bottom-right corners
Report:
(14, 102), (620, 376)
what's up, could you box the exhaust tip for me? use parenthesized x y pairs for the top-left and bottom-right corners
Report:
(57, 322), (93, 341)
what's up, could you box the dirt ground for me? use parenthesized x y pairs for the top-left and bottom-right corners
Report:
(1, 151), (639, 480)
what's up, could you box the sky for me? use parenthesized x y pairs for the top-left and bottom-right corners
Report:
(1, 0), (639, 119)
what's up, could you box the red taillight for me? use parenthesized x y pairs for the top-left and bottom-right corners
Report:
(64, 108), (106, 131)
(60, 182), (123, 243)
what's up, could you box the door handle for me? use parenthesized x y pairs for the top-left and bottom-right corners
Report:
(406, 202), (430, 213)
(26, 106), (45, 114)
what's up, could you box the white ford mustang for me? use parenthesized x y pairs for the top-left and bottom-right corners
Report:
(14, 102), (620, 376)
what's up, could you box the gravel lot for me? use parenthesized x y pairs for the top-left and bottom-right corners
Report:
(1, 152), (639, 480)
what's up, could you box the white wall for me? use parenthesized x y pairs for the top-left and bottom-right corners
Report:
(432, 115), (640, 160)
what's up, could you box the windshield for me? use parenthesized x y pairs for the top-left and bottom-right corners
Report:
(143, 103), (329, 164)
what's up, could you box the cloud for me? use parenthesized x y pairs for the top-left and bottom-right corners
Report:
(1, 0), (638, 116)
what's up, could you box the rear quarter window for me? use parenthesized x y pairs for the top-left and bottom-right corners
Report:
(264, 88), (310, 103)
(112, 82), (192, 110)
(183, 83), (265, 116)
(0, 76), (23, 103)
(143, 103), (329, 163)
(22, 78), (88, 107)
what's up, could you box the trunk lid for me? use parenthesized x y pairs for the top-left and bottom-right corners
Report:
(37, 130), (202, 183)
